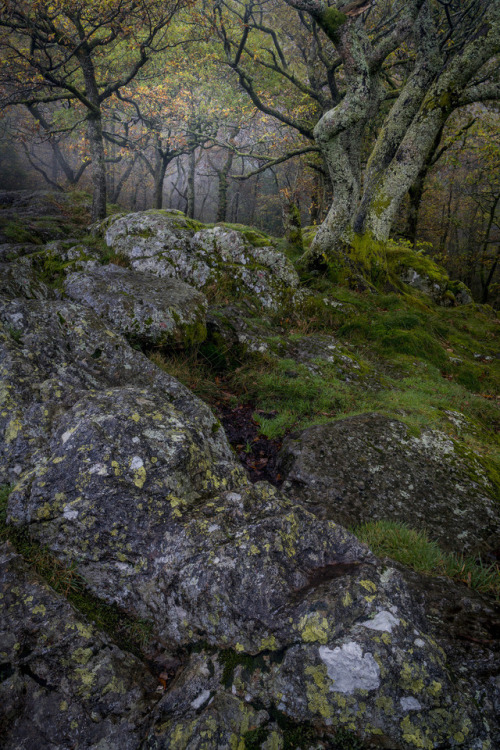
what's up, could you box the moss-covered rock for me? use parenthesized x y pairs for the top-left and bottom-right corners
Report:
(278, 413), (500, 556)
(100, 211), (299, 310)
(65, 265), (208, 349)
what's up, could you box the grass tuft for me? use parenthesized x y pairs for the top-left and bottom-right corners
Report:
(354, 519), (499, 599)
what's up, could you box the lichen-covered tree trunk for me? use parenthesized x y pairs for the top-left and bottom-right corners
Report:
(363, 9), (500, 242)
(287, 0), (500, 269)
(302, 15), (383, 266)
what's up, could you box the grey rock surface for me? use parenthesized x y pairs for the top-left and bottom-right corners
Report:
(278, 413), (500, 556)
(101, 210), (299, 310)
(65, 264), (208, 348)
(0, 542), (157, 750)
(0, 259), (50, 300)
(0, 296), (221, 485)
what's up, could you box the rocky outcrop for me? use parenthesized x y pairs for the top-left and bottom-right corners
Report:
(100, 210), (299, 310)
(0, 542), (157, 750)
(1, 196), (498, 748)
(278, 413), (500, 556)
(65, 265), (208, 348)
(0, 297), (221, 485)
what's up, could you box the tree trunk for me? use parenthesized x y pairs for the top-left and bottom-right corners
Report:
(87, 111), (107, 221)
(153, 154), (169, 210)
(216, 149), (234, 223)
(77, 47), (107, 221)
(299, 1), (500, 267)
(187, 148), (196, 219)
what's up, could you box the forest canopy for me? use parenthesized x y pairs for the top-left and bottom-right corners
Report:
(0, 0), (499, 304)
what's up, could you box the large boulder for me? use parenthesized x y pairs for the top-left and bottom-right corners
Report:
(0, 542), (157, 750)
(101, 210), (299, 310)
(65, 265), (208, 348)
(0, 297), (222, 485)
(277, 413), (500, 556)
(6, 383), (496, 747)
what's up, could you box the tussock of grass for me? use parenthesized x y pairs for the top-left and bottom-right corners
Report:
(231, 357), (349, 439)
(354, 520), (500, 599)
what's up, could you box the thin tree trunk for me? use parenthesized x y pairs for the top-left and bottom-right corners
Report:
(153, 155), (169, 209)
(187, 148), (196, 219)
(77, 47), (107, 220)
(216, 150), (234, 222)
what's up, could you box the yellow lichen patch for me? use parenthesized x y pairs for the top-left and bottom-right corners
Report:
(429, 680), (442, 696)
(235, 643), (245, 653)
(376, 695), (394, 712)
(400, 715), (433, 749)
(342, 591), (353, 607)
(260, 635), (277, 650)
(299, 612), (329, 644)
(35, 502), (53, 520)
(31, 604), (46, 615)
(250, 544), (260, 555)
(359, 579), (377, 593)
(102, 676), (127, 695)
(75, 621), (93, 639)
(131, 412), (141, 422)
(5, 417), (22, 443)
(305, 664), (332, 719)
(399, 662), (426, 694)
(133, 465), (147, 488)
(71, 647), (93, 665)
(59, 700), (68, 711)
(74, 666), (97, 693)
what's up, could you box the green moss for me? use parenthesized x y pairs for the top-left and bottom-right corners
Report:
(321, 7), (347, 38)
(219, 648), (262, 687)
(242, 726), (268, 748)
(1, 219), (40, 245)
(218, 223), (273, 247)
(7, 326), (23, 344)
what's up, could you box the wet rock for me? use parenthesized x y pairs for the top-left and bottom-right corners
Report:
(101, 210), (299, 310)
(0, 542), (157, 750)
(278, 413), (500, 556)
(0, 297), (221, 484)
(0, 259), (50, 300)
(8, 453), (495, 747)
(392, 561), (500, 747)
(65, 265), (208, 348)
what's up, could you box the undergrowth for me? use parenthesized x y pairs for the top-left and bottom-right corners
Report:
(354, 520), (500, 599)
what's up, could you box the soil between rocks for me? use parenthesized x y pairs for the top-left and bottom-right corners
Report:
(215, 401), (284, 486)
